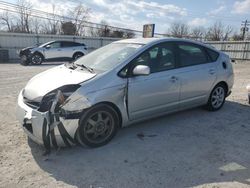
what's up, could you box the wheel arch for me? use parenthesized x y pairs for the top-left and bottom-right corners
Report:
(94, 101), (123, 128)
(214, 81), (229, 94)
(73, 51), (84, 58)
(33, 51), (45, 60)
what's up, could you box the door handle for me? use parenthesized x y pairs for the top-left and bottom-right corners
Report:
(209, 69), (215, 75)
(170, 76), (178, 82)
(57, 49), (62, 51)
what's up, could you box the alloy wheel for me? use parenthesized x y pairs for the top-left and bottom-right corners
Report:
(211, 86), (225, 109)
(83, 111), (114, 144)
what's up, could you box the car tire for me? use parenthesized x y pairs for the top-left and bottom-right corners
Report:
(31, 53), (43, 65)
(20, 55), (29, 66)
(77, 104), (119, 148)
(206, 84), (226, 111)
(73, 52), (84, 60)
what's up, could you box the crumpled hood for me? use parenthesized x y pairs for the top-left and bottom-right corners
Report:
(23, 65), (96, 101)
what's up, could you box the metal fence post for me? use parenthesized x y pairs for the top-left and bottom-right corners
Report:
(100, 38), (103, 47)
(36, 35), (39, 46)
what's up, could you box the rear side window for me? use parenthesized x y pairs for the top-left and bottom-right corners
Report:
(61, 41), (76, 47)
(177, 43), (208, 67)
(206, 48), (219, 62)
(49, 42), (61, 48)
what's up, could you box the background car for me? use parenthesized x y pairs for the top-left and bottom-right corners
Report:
(19, 40), (88, 65)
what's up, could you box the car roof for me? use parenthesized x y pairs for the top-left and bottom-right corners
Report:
(114, 37), (213, 46)
(114, 37), (216, 51)
(48, 40), (80, 43)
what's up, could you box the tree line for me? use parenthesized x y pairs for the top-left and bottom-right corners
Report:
(0, 0), (246, 41)
(0, 0), (136, 38)
(166, 22), (244, 41)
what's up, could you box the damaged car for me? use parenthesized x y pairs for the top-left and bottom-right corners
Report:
(17, 38), (234, 150)
(19, 40), (88, 65)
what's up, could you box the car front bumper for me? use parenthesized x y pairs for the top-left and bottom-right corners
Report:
(17, 90), (79, 147)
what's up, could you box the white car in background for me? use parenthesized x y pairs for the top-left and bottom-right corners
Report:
(19, 40), (88, 65)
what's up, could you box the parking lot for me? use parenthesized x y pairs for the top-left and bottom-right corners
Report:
(0, 61), (250, 188)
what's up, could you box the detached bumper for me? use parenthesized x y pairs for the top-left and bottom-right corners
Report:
(16, 91), (49, 145)
(17, 90), (84, 148)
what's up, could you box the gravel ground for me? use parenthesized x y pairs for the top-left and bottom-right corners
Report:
(0, 61), (250, 188)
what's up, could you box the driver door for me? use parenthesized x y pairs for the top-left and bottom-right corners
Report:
(127, 42), (180, 120)
(44, 41), (62, 59)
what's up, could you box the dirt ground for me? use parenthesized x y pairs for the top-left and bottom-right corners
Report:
(0, 61), (250, 188)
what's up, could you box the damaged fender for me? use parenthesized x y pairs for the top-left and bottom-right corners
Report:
(42, 90), (92, 151)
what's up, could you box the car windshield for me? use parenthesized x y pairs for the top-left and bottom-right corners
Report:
(74, 43), (143, 72)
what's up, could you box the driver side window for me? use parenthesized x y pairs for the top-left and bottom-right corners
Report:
(130, 42), (176, 74)
(48, 42), (61, 48)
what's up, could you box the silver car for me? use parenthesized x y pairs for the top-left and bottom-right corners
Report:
(17, 38), (234, 150)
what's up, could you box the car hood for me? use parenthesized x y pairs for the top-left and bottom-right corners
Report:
(23, 45), (39, 50)
(23, 65), (96, 102)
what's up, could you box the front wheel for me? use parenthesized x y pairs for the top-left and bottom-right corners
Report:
(206, 84), (226, 111)
(31, 53), (43, 65)
(20, 55), (29, 66)
(77, 104), (119, 148)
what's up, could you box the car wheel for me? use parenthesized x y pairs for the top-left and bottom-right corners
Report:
(73, 52), (84, 60)
(206, 84), (226, 111)
(77, 104), (119, 148)
(20, 55), (29, 66)
(31, 53), (43, 65)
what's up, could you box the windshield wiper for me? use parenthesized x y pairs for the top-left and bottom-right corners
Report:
(75, 63), (95, 73)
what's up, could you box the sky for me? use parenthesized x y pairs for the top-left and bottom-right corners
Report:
(6, 0), (250, 33)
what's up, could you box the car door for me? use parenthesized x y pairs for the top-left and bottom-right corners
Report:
(44, 41), (62, 59)
(61, 41), (76, 58)
(127, 42), (181, 120)
(175, 42), (217, 109)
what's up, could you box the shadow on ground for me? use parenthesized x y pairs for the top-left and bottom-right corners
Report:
(29, 101), (250, 188)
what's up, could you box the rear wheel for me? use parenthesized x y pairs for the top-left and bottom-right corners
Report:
(73, 52), (84, 60)
(206, 84), (226, 111)
(77, 104), (119, 148)
(31, 53), (43, 65)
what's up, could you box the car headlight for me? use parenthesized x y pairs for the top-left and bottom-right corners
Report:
(60, 95), (91, 113)
(38, 84), (81, 112)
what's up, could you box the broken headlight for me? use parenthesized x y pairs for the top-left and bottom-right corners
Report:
(61, 95), (91, 113)
(38, 84), (81, 112)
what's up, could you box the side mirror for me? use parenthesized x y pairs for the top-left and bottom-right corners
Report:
(45, 45), (51, 49)
(133, 65), (150, 76)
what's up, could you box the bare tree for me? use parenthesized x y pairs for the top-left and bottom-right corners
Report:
(191, 27), (205, 40)
(168, 22), (189, 38)
(88, 26), (100, 37)
(32, 18), (41, 34)
(41, 4), (61, 34)
(16, 0), (32, 33)
(67, 4), (91, 35)
(96, 20), (111, 37)
(0, 11), (14, 32)
(223, 25), (233, 41)
(206, 21), (233, 41)
(231, 32), (243, 41)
